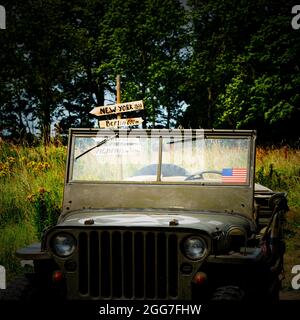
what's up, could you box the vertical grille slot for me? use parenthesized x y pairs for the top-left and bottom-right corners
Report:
(145, 232), (155, 298)
(89, 231), (99, 297)
(78, 232), (88, 294)
(134, 232), (144, 298)
(157, 233), (167, 298)
(112, 231), (122, 298)
(77, 230), (179, 299)
(168, 234), (178, 297)
(123, 231), (133, 298)
(100, 231), (110, 298)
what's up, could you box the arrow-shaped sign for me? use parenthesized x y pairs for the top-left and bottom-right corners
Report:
(99, 117), (144, 128)
(90, 100), (144, 116)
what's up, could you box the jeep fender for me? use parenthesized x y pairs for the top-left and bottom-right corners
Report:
(16, 243), (50, 261)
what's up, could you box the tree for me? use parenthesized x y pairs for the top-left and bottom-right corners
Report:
(1, 0), (299, 144)
(53, 0), (112, 134)
(180, 0), (268, 128)
(1, 0), (188, 142)
(215, 3), (300, 142)
(181, 0), (299, 143)
(95, 0), (188, 128)
(0, 0), (111, 144)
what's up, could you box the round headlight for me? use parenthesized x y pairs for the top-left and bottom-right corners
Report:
(52, 233), (76, 257)
(226, 227), (247, 252)
(183, 236), (207, 260)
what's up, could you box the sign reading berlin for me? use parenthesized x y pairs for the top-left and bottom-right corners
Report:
(99, 117), (144, 128)
(90, 100), (144, 116)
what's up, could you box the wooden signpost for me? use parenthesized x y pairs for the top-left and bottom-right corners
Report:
(90, 75), (144, 128)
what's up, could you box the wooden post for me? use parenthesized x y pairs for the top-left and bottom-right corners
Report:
(116, 75), (121, 119)
(116, 75), (123, 179)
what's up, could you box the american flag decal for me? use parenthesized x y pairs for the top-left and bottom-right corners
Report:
(222, 168), (248, 183)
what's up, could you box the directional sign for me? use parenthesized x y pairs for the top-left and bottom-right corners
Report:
(90, 100), (144, 116)
(99, 117), (144, 128)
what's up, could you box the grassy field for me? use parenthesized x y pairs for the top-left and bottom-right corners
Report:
(256, 146), (300, 290)
(0, 142), (66, 280)
(0, 141), (299, 289)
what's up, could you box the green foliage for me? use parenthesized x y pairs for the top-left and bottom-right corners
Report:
(0, 0), (188, 141)
(0, 141), (65, 230)
(0, 0), (299, 144)
(256, 147), (300, 208)
(97, 0), (188, 127)
(181, 0), (300, 143)
(28, 188), (60, 239)
(0, 223), (37, 282)
(0, 141), (66, 279)
(256, 164), (289, 191)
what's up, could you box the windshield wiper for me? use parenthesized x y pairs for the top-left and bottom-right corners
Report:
(166, 137), (197, 144)
(75, 133), (119, 160)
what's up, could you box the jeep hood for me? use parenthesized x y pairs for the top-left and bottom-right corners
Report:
(57, 210), (256, 236)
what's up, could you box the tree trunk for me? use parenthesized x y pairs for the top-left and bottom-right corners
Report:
(166, 105), (171, 129)
(42, 118), (51, 146)
(41, 98), (51, 146)
(207, 87), (213, 128)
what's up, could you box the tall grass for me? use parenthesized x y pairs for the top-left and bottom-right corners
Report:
(256, 147), (300, 208)
(0, 141), (299, 286)
(256, 147), (300, 290)
(0, 141), (66, 281)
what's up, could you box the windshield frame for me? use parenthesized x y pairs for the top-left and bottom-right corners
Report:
(67, 129), (256, 187)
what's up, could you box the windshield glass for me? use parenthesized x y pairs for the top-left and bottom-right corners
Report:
(71, 131), (251, 185)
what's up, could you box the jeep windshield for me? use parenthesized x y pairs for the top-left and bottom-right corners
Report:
(70, 129), (254, 186)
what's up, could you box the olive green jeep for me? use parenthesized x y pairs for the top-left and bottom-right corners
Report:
(11, 129), (289, 300)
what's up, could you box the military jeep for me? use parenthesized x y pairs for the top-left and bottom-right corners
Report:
(14, 128), (288, 300)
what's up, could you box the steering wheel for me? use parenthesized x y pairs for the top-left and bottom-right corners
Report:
(184, 170), (222, 181)
(134, 163), (189, 177)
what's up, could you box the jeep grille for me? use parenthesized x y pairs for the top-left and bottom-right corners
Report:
(77, 230), (179, 299)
